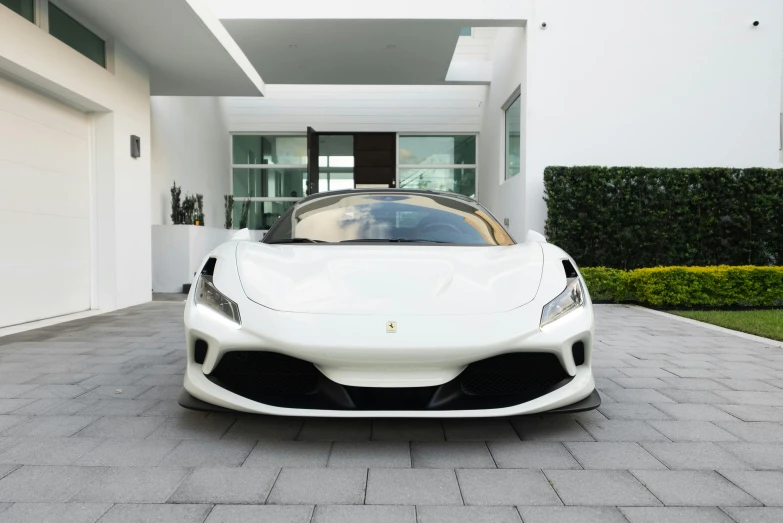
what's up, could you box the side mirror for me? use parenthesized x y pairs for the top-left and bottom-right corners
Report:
(231, 228), (252, 241)
(526, 230), (547, 243)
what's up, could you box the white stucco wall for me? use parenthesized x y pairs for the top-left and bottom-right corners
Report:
(518, 0), (783, 233)
(0, 6), (152, 312)
(151, 97), (230, 228)
(477, 27), (527, 241)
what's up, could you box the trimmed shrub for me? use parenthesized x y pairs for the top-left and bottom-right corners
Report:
(544, 166), (783, 269)
(581, 266), (783, 307)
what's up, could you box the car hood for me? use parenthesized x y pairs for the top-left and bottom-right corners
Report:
(235, 242), (544, 315)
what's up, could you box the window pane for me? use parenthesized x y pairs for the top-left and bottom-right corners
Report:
(398, 168), (476, 197)
(233, 200), (295, 230)
(48, 3), (105, 67)
(399, 135), (476, 165)
(1, 0), (34, 22)
(459, 27), (472, 36)
(232, 168), (307, 198)
(233, 135), (307, 165)
(505, 95), (521, 179)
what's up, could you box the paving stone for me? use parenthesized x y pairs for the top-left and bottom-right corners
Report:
(298, 420), (372, 441)
(268, 468), (366, 505)
(719, 470), (783, 506)
(511, 418), (594, 441)
(365, 469), (461, 505)
(243, 441), (331, 468)
(643, 442), (753, 470)
(148, 416), (236, 440)
(170, 467), (278, 504)
(0, 400), (36, 414)
(656, 389), (730, 404)
(544, 469), (661, 506)
(0, 385), (41, 398)
(487, 441), (580, 469)
(312, 505), (415, 523)
(456, 469), (561, 505)
(75, 439), (181, 467)
(71, 466), (190, 503)
(715, 421), (783, 442)
(442, 420), (519, 441)
(653, 403), (740, 422)
(715, 404), (783, 422)
(161, 439), (254, 468)
(0, 502), (111, 523)
(0, 437), (101, 465)
(648, 421), (739, 442)
(78, 385), (152, 400)
(220, 417), (303, 440)
(2, 416), (97, 437)
(205, 505), (314, 523)
(371, 420), (444, 441)
(619, 507), (735, 523)
(411, 442), (495, 468)
(328, 442), (410, 468)
(516, 506), (629, 523)
(74, 416), (166, 439)
(565, 442), (666, 469)
(719, 442), (783, 470)
(604, 389), (675, 403)
(0, 466), (102, 502)
(631, 470), (761, 506)
(74, 399), (158, 417)
(94, 503), (212, 523)
(714, 390), (783, 406)
(609, 378), (668, 389)
(721, 507), (783, 523)
(714, 379), (783, 392)
(598, 403), (672, 420)
(416, 506), (521, 523)
(578, 420), (669, 441)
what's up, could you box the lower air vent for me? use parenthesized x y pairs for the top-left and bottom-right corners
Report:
(460, 353), (569, 396)
(210, 351), (320, 397)
(572, 341), (585, 366)
(194, 339), (208, 364)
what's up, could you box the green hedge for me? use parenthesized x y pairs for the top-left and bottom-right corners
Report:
(544, 166), (783, 269)
(581, 266), (783, 307)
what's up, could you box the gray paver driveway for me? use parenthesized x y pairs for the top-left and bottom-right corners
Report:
(0, 303), (782, 523)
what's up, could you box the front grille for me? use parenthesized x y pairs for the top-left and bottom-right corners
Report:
(207, 350), (572, 411)
(460, 353), (569, 396)
(210, 351), (319, 396)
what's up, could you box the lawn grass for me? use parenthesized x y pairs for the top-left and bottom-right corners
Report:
(670, 309), (783, 341)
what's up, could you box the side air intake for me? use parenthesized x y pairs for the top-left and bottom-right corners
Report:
(562, 260), (578, 279)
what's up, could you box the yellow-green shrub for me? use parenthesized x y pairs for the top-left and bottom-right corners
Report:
(581, 266), (783, 307)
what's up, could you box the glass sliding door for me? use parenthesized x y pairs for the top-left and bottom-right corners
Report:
(397, 135), (477, 197)
(318, 135), (354, 192)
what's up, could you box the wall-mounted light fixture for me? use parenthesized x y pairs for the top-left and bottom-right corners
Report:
(130, 135), (140, 158)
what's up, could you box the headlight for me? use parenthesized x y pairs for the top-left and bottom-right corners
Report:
(194, 275), (241, 325)
(540, 277), (585, 328)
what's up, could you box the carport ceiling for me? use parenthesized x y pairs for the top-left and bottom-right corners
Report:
(221, 20), (464, 85)
(57, 0), (264, 95)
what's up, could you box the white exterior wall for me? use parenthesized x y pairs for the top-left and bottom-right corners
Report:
(477, 27), (527, 241)
(151, 97), (230, 228)
(0, 6), (152, 313)
(517, 0), (783, 233)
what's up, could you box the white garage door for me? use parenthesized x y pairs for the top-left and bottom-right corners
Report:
(0, 75), (91, 328)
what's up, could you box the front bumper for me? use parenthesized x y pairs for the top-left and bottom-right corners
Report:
(181, 288), (597, 417)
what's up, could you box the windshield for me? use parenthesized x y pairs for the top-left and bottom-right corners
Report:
(263, 192), (514, 245)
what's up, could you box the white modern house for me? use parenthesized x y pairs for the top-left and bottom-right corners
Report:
(1, 0), (782, 327)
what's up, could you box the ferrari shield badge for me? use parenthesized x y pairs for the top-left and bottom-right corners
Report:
(386, 321), (397, 333)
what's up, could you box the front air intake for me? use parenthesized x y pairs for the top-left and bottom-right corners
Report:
(194, 339), (208, 364)
(572, 341), (585, 366)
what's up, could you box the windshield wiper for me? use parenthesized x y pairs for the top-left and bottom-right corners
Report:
(338, 238), (449, 243)
(268, 238), (325, 244)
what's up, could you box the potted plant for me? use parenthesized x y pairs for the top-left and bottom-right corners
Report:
(224, 195), (234, 229)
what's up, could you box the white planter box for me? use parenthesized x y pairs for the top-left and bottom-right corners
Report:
(152, 225), (235, 293)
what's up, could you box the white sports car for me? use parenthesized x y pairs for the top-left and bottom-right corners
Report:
(179, 189), (599, 417)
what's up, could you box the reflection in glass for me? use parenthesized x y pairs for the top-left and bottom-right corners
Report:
(398, 168), (476, 198)
(505, 96), (521, 179)
(398, 135), (476, 165)
(233, 200), (295, 230)
(264, 193), (513, 246)
(232, 135), (307, 165)
(2, 0), (34, 22)
(232, 169), (307, 198)
(48, 2), (105, 67)
(318, 135), (354, 192)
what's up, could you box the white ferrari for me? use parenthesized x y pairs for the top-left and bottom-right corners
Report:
(179, 189), (599, 417)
